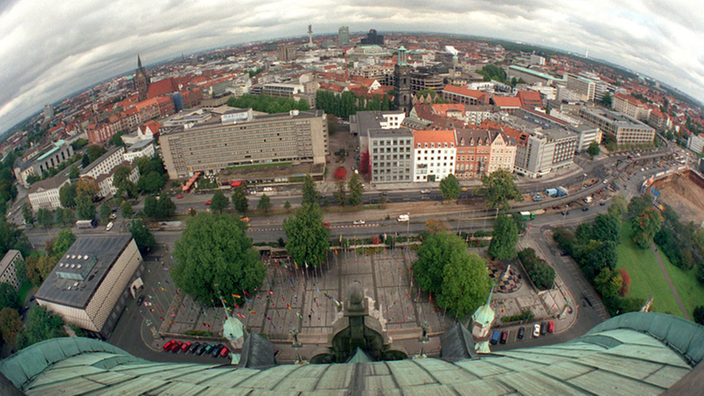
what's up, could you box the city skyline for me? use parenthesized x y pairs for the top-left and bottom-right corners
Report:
(1, 0), (703, 134)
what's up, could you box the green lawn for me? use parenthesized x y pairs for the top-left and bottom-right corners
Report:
(615, 222), (684, 317)
(658, 249), (704, 319)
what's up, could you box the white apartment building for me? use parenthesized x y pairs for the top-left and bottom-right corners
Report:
(412, 130), (457, 182)
(27, 175), (70, 211)
(688, 134), (704, 154)
(0, 250), (24, 290)
(80, 146), (126, 180)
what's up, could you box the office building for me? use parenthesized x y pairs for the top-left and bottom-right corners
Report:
(613, 93), (651, 120)
(688, 134), (704, 154)
(160, 109), (328, 180)
(514, 129), (578, 178)
(529, 54), (545, 65)
(260, 83), (304, 98)
(43, 104), (54, 120)
(13, 140), (75, 188)
(507, 65), (560, 85)
(579, 108), (655, 145)
(360, 29), (383, 45)
(412, 130), (457, 182)
(441, 85), (490, 105)
(28, 174), (70, 211)
(0, 250), (23, 291)
(34, 235), (145, 337)
(277, 43), (298, 62)
(123, 139), (155, 163)
(338, 26), (350, 47)
(570, 124), (603, 152)
(565, 73), (596, 102)
(368, 128), (414, 183)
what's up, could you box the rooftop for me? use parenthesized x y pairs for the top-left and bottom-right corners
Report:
(508, 65), (562, 82)
(368, 127), (413, 139)
(1, 313), (702, 394)
(0, 250), (21, 276)
(34, 235), (133, 309)
(27, 174), (69, 195)
(80, 146), (124, 176)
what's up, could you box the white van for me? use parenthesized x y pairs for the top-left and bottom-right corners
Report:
(397, 214), (409, 222)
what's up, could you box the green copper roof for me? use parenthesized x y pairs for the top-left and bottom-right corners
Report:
(1, 313), (701, 395)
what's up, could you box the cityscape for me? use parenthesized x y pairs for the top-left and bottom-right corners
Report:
(0, 2), (703, 394)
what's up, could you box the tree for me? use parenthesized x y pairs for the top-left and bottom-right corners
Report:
(334, 167), (347, 180)
(59, 183), (77, 208)
(413, 232), (467, 296)
(99, 203), (112, 221)
(129, 219), (155, 253)
(36, 208), (53, 228)
(632, 208), (662, 249)
(301, 175), (319, 205)
(0, 308), (24, 347)
(579, 240), (618, 278)
(86, 145), (107, 163)
(347, 174), (364, 206)
(121, 200), (133, 219)
(587, 141), (600, 159)
(601, 92), (613, 108)
(439, 174), (460, 201)
(68, 164), (80, 179)
(594, 268), (623, 299)
(113, 166), (137, 198)
(378, 195), (388, 209)
(628, 195), (652, 219)
(22, 202), (34, 225)
(144, 195), (158, 218)
(511, 212), (526, 234)
(16, 306), (68, 350)
(257, 194), (272, 214)
(0, 282), (20, 311)
(53, 229), (76, 257)
(489, 214), (519, 260)
(231, 186), (248, 214)
(62, 208), (75, 225)
(55, 208), (65, 226)
(156, 192), (176, 219)
(592, 213), (621, 244)
(283, 203), (330, 269)
(694, 306), (704, 325)
(425, 219), (449, 235)
(334, 180), (347, 206)
(210, 190), (229, 213)
(75, 194), (95, 220)
(284, 200), (292, 213)
(138, 172), (165, 194)
(476, 168), (522, 209)
(618, 269), (631, 296)
(608, 194), (628, 219)
(75, 178), (99, 198)
(437, 251), (492, 318)
(109, 131), (125, 147)
(172, 214), (265, 305)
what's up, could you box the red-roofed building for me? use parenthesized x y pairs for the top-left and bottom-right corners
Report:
(441, 85), (489, 105)
(87, 122), (119, 145)
(455, 128), (517, 179)
(412, 130), (457, 182)
(648, 108), (671, 132)
(490, 96), (522, 114)
(138, 120), (161, 140)
(148, 78), (179, 99)
(517, 91), (543, 108)
(613, 93), (650, 120)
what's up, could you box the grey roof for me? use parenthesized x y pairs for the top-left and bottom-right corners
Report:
(0, 250), (21, 277)
(34, 235), (133, 309)
(27, 174), (69, 195)
(367, 127), (413, 139)
(80, 146), (124, 176)
(440, 323), (478, 361)
(126, 139), (153, 152)
(1, 312), (701, 395)
(354, 110), (405, 136)
(238, 333), (276, 369)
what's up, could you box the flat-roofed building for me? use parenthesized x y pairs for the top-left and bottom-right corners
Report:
(570, 124), (602, 152)
(507, 65), (560, 86)
(160, 109), (328, 179)
(368, 128), (414, 184)
(0, 250), (23, 290)
(613, 93), (650, 121)
(688, 134), (704, 154)
(123, 139), (155, 163)
(579, 108), (655, 145)
(514, 129), (578, 178)
(412, 130), (457, 182)
(34, 235), (144, 337)
(565, 73), (596, 102)
(441, 85), (489, 105)
(13, 140), (74, 188)
(28, 174), (70, 211)
(261, 83), (304, 98)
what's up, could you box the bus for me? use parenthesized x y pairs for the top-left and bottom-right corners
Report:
(520, 211), (535, 220)
(76, 219), (97, 229)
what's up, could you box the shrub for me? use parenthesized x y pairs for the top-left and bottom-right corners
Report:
(501, 309), (534, 323)
(185, 330), (213, 337)
(334, 167), (347, 180)
(618, 269), (631, 296)
(518, 248), (556, 291)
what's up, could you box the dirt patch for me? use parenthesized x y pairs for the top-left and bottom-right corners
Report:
(652, 171), (704, 225)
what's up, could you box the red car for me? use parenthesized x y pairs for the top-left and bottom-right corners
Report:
(181, 341), (192, 352)
(205, 200), (211, 205)
(177, 194), (183, 199)
(163, 339), (176, 351)
(220, 346), (230, 357)
(547, 321), (555, 333)
(323, 221), (330, 227)
(170, 341), (183, 352)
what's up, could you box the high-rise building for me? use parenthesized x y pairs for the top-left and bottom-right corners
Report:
(579, 107), (655, 145)
(394, 46), (412, 114)
(513, 129), (578, 178)
(565, 73), (596, 102)
(277, 43), (298, 62)
(43, 104), (53, 120)
(338, 26), (350, 47)
(360, 29), (384, 45)
(135, 55), (150, 102)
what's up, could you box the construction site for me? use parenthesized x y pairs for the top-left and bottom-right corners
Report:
(651, 169), (704, 225)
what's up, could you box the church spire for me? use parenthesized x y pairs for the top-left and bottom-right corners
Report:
(138, 54), (142, 68)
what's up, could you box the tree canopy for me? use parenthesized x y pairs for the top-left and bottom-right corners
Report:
(16, 306), (68, 350)
(172, 214), (265, 306)
(301, 175), (319, 205)
(0, 307), (24, 347)
(85, 145), (107, 163)
(413, 232), (468, 296)
(283, 203), (330, 269)
(439, 174), (460, 200)
(587, 141), (600, 159)
(156, 192), (176, 219)
(257, 194), (272, 214)
(476, 169), (522, 209)
(231, 186), (248, 214)
(210, 190), (229, 213)
(489, 214), (519, 260)
(129, 219), (155, 253)
(347, 174), (364, 206)
(0, 282), (20, 311)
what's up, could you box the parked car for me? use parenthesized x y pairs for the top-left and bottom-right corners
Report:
(547, 321), (555, 333)
(205, 200), (211, 205)
(517, 327), (525, 339)
(540, 322), (547, 336)
(211, 344), (224, 357)
(170, 341), (183, 352)
(599, 201), (606, 206)
(559, 251), (569, 257)
(353, 220), (365, 225)
(240, 217), (250, 223)
(136, 295), (144, 306)
(108, 213), (117, 220)
(500, 330), (508, 344)
(163, 339), (176, 351)
(220, 346), (230, 357)
(203, 344), (214, 354)
(490, 330), (501, 345)
(177, 194), (183, 199)
(533, 324), (541, 338)
(189, 342), (201, 354)
(582, 207), (589, 212)
(181, 341), (192, 352)
(195, 344), (207, 355)
(323, 221), (330, 227)
(420, 189), (431, 194)
(105, 222), (113, 231)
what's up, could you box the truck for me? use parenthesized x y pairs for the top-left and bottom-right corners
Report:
(520, 211), (535, 220)
(76, 219), (97, 229)
(545, 186), (568, 197)
(397, 214), (409, 222)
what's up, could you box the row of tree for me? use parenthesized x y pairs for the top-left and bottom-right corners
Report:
(315, 90), (394, 118)
(226, 94), (310, 114)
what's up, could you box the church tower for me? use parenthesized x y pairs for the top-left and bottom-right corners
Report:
(135, 55), (150, 102)
(471, 290), (495, 354)
(394, 46), (412, 114)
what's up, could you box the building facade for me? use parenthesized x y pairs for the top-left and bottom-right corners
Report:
(455, 129), (516, 179)
(687, 134), (704, 154)
(579, 108), (655, 145)
(13, 140), (74, 188)
(394, 47), (412, 114)
(368, 128), (414, 184)
(35, 235), (144, 337)
(277, 43), (298, 62)
(613, 93), (650, 121)
(412, 130), (457, 182)
(80, 146), (126, 180)
(135, 55), (150, 102)
(28, 174), (70, 211)
(160, 110), (328, 179)
(0, 250), (23, 290)
(565, 74), (596, 102)
(514, 129), (578, 178)
(338, 26), (350, 47)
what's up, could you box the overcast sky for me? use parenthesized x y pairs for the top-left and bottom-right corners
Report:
(1, 0), (703, 135)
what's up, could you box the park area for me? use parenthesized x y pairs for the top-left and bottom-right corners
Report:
(616, 222), (704, 319)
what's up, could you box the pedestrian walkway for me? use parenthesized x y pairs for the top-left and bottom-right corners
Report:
(650, 243), (691, 320)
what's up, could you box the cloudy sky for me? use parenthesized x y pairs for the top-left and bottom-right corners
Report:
(1, 0), (703, 135)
